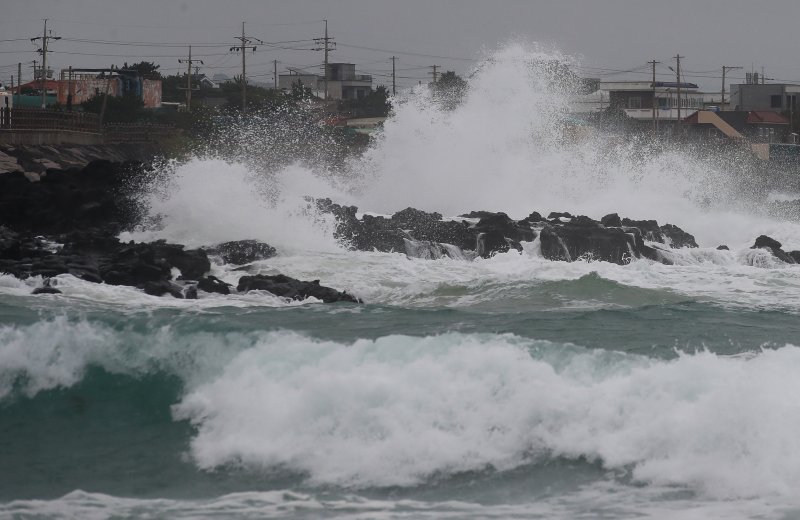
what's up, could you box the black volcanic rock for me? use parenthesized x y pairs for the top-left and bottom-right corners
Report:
(0, 160), (144, 236)
(520, 211), (544, 224)
(751, 235), (796, 264)
(148, 241), (210, 280)
(600, 213), (622, 228)
(197, 275), (232, 295)
(659, 223), (699, 248)
(237, 274), (360, 303)
(209, 240), (277, 265)
(620, 218), (697, 248)
(143, 280), (184, 298)
(474, 212), (534, 257)
(538, 220), (659, 264)
(459, 210), (499, 219)
(32, 286), (62, 295)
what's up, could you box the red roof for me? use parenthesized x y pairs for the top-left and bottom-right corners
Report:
(17, 79), (59, 91)
(746, 111), (790, 124)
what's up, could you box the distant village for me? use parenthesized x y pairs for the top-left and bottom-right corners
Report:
(1, 55), (799, 161)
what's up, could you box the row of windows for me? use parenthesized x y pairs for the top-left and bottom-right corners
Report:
(771, 94), (797, 109)
(626, 96), (704, 109)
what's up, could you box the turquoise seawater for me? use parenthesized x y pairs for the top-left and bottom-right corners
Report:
(2, 246), (800, 519)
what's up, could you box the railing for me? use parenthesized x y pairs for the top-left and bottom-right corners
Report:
(0, 107), (177, 144)
(103, 123), (175, 144)
(0, 107), (100, 132)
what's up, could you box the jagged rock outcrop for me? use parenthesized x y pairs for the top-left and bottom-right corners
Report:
(206, 240), (277, 265)
(474, 212), (535, 256)
(0, 160), (144, 236)
(621, 218), (699, 248)
(197, 275), (232, 295)
(237, 274), (360, 303)
(0, 165), (359, 302)
(314, 198), (700, 266)
(751, 235), (798, 264)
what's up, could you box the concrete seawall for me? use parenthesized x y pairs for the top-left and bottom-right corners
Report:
(0, 143), (159, 176)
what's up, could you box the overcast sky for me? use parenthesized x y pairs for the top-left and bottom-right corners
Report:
(2, 0), (799, 92)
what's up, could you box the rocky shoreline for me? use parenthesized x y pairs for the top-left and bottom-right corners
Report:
(0, 161), (798, 302)
(0, 161), (359, 303)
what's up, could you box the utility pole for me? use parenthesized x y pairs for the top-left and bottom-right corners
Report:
(721, 65), (742, 111)
(178, 45), (203, 110)
(430, 64), (439, 83)
(391, 56), (397, 95)
(648, 60), (660, 132)
(67, 65), (73, 111)
(674, 55), (683, 127)
(273, 59), (279, 89)
(231, 22), (262, 114)
(313, 19), (336, 100)
(30, 19), (60, 109)
(17, 63), (21, 106)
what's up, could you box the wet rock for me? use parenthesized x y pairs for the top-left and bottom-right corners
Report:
(751, 235), (797, 264)
(659, 223), (698, 248)
(459, 210), (499, 219)
(148, 241), (210, 280)
(32, 286), (61, 295)
(210, 240), (277, 265)
(183, 285), (198, 300)
(548, 211), (573, 220)
(600, 213), (622, 228)
(404, 238), (477, 261)
(520, 211), (544, 224)
(197, 275), (231, 295)
(717, 245), (730, 251)
(237, 274), (360, 303)
(474, 212), (534, 257)
(143, 280), (184, 298)
(620, 218), (697, 248)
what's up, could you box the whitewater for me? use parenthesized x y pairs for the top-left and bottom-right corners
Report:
(2, 43), (800, 519)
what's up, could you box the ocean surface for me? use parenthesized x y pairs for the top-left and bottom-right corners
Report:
(2, 44), (800, 519)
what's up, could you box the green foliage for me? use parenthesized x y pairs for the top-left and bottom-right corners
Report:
(339, 85), (391, 117)
(125, 61), (161, 80)
(80, 93), (147, 123)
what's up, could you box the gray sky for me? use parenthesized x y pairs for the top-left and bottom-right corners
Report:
(2, 0), (799, 92)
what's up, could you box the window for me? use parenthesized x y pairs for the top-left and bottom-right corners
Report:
(771, 95), (782, 108)
(627, 96), (641, 109)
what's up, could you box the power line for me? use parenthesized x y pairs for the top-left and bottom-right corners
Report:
(337, 42), (473, 62)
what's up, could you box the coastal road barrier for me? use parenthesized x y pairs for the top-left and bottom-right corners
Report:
(0, 108), (176, 145)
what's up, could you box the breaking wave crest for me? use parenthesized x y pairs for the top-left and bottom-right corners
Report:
(3, 318), (800, 499)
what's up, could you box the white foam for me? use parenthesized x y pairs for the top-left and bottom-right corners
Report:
(174, 330), (800, 499)
(122, 158), (345, 254)
(5, 319), (800, 501)
(0, 487), (795, 520)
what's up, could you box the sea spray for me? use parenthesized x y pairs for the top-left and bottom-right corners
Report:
(127, 42), (800, 251)
(4, 317), (800, 499)
(169, 330), (800, 498)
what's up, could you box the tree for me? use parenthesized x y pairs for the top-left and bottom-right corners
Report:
(339, 85), (391, 117)
(80, 93), (147, 123)
(125, 61), (162, 80)
(431, 71), (468, 110)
